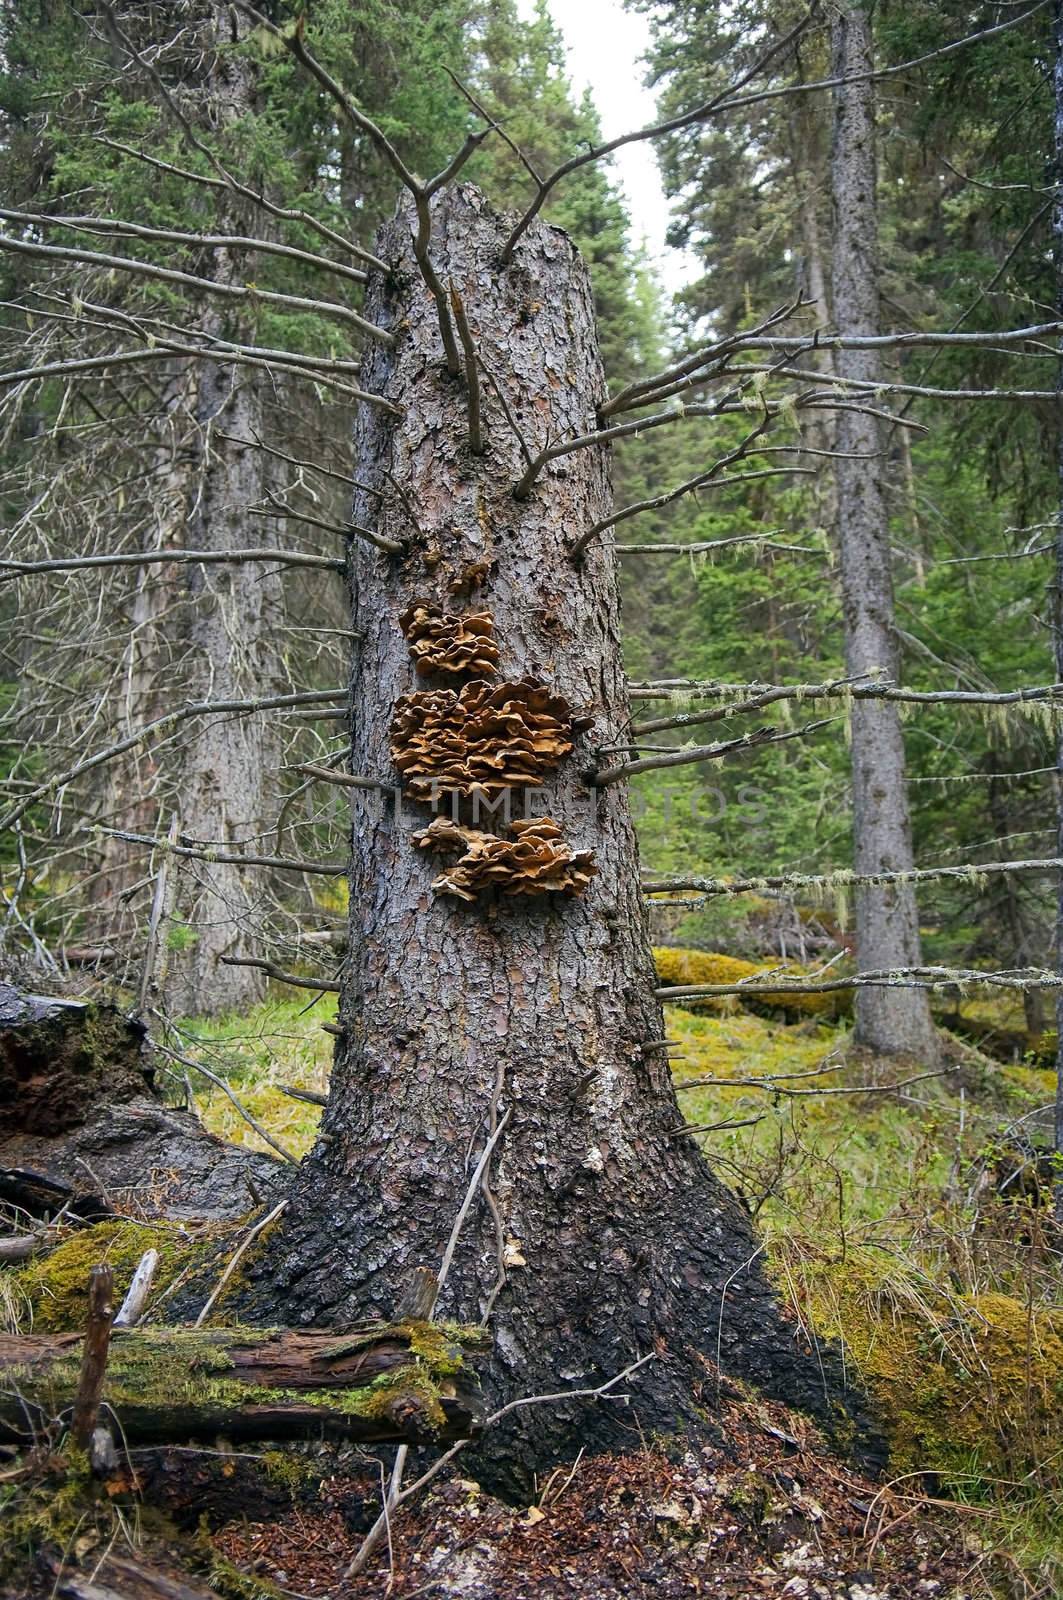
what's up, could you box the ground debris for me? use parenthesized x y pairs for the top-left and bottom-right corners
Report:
(211, 1400), (977, 1599)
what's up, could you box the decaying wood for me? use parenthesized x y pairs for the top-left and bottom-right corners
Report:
(0, 984), (282, 1221)
(71, 1265), (115, 1447)
(0, 984), (151, 1138)
(0, 1322), (484, 1446)
(49, 1551), (221, 1600)
(114, 1249), (160, 1328)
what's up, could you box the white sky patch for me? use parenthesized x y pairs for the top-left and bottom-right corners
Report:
(514, 0), (699, 296)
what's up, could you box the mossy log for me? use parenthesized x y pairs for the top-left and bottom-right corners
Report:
(0, 1321), (485, 1446)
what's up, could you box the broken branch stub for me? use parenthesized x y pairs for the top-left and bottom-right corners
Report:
(399, 599), (500, 678)
(390, 678), (575, 802)
(413, 816), (597, 901)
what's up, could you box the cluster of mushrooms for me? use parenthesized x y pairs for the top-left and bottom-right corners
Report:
(389, 601), (596, 901)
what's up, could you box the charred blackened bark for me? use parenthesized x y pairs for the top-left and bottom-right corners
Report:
(830, 7), (939, 1062)
(246, 186), (874, 1487)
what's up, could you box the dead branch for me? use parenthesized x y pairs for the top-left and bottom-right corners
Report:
(642, 858), (1063, 900)
(71, 1265), (114, 1448)
(113, 1249), (160, 1329)
(95, 136), (387, 273)
(628, 677), (1063, 736)
(217, 955), (342, 993)
(0, 548), (345, 580)
(0, 689), (346, 833)
(450, 284), (485, 454)
(0, 232), (391, 344)
(0, 206), (370, 285)
(593, 719), (833, 786)
(154, 1044), (300, 1166)
(657, 965), (1063, 1002)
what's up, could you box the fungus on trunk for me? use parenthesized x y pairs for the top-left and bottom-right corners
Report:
(399, 599), (500, 677)
(412, 816), (597, 900)
(389, 678), (575, 803)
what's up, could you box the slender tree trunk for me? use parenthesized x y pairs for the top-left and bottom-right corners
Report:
(163, 7), (284, 1018)
(830, 6), (939, 1062)
(240, 185), (874, 1491)
(1051, 0), (1063, 1225)
(86, 367), (197, 961)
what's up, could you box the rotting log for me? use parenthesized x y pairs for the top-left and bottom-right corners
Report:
(0, 982), (281, 1221)
(48, 1552), (222, 1600)
(0, 1321), (484, 1446)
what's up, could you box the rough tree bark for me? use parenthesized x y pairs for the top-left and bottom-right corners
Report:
(830, 6), (939, 1062)
(238, 185), (874, 1490)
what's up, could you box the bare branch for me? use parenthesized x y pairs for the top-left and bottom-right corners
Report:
(95, 826), (347, 876)
(593, 718), (833, 786)
(95, 136), (387, 273)
(0, 689), (347, 833)
(658, 964), (1063, 1003)
(628, 676), (1063, 736)
(600, 298), (806, 420)
(156, 1042), (299, 1165)
(0, 548), (345, 581)
(232, 2), (469, 373)
(450, 284), (485, 454)
(617, 532), (822, 557)
(0, 231), (392, 344)
(642, 858), (1063, 900)
(218, 955), (342, 993)
(293, 763), (393, 794)
(0, 207), (370, 286)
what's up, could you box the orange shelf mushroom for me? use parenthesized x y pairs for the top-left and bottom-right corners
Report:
(399, 600), (499, 678)
(412, 816), (597, 901)
(390, 679), (574, 802)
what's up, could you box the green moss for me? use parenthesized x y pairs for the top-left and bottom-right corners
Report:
(0, 1447), (104, 1582)
(260, 1450), (315, 1490)
(395, 1317), (488, 1376)
(653, 945), (850, 1018)
(195, 1533), (285, 1600)
(8, 1220), (197, 1332)
(786, 1250), (1063, 1483)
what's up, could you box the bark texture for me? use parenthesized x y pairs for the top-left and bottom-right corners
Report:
(830, 8), (939, 1062)
(244, 185), (876, 1488)
(1052, 0), (1063, 1224)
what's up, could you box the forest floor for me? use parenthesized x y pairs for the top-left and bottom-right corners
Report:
(3, 966), (1061, 1599)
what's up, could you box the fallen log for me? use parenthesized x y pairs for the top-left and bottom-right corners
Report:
(0, 980), (282, 1221)
(49, 1551), (220, 1600)
(0, 1321), (484, 1446)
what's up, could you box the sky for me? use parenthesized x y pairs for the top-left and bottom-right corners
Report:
(514, 0), (699, 295)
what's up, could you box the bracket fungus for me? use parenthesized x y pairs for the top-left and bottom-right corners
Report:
(390, 679), (575, 802)
(399, 600), (500, 678)
(412, 816), (597, 901)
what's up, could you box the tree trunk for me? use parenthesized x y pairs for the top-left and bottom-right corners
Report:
(240, 185), (875, 1491)
(0, 1323), (483, 1447)
(830, 7), (939, 1062)
(1052, 0), (1063, 1226)
(162, 7), (285, 1018)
